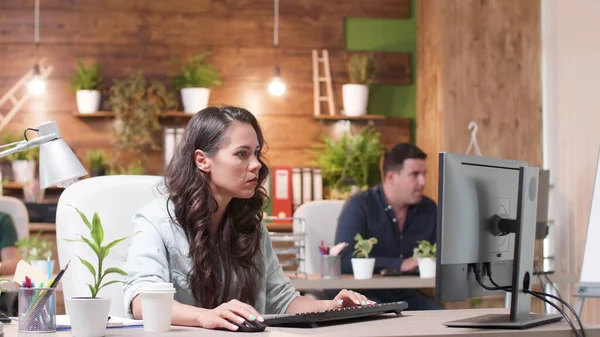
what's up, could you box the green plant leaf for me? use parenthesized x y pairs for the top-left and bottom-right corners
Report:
(77, 256), (97, 282)
(101, 267), (128, 279)
(87, 283), (96, 298)
(97, 279), (124, 293)
(70, 206), (92, 230)
(91, 212), (104, 246)
(100, 236), (129, 260)
(78, 235), (101, 257)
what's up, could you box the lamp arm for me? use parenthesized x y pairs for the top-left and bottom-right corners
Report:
(0, 133), (59, 159)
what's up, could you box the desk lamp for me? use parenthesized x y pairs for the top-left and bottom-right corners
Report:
(0, 121), (87, 189)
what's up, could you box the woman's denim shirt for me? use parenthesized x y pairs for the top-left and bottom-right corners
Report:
(122, 196), (299, 317)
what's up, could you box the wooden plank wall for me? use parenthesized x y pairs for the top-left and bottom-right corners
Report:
(416, 0), (542, 201)
(0, 0), (412, 175)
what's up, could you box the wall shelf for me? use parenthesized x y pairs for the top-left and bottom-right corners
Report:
(72, 111), (194, 120)
(313, 114), (386, 121)
(2, 182), (62, 191)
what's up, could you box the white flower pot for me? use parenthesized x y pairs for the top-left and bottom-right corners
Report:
(351, 258), (375, 280)
(181, 87), (211, 113)
(66, 297), (111, 337)
(12, 160), (36, 183)
(342, 84), (369, 116)
(417, 257), (436, 278)
(76, 90), (101, 114)
(30, 259), (55, 276)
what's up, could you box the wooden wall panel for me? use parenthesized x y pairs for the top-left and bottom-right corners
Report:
(417, 0), (542, 201)
(1, 0), (412, 175)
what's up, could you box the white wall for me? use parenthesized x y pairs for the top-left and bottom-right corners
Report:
(542, 0), (600, 322)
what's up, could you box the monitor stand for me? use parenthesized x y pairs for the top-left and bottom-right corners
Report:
(444, 166), (563, 329)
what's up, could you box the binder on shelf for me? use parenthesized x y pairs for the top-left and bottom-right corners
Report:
(262, 173), (272, 218)
(312, 168), (323, 201)
(302, 168), (312, 204)
(292, 168), (302, 210)
(271, 167), (293, 224)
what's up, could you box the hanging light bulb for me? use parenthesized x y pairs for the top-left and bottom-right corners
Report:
(268, 66), (286, 96)
(27, 64), (46, 96)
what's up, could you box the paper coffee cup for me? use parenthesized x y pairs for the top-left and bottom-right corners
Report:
(140, 283), (176, 332)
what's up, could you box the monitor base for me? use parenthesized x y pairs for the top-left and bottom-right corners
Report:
(444, 313), (563, 329)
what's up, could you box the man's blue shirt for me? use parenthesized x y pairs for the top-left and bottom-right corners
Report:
(334, 184), (437, 274)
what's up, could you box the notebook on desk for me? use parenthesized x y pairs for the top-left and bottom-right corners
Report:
(263, 301), (408, 328)
(54, 315), (143, 330)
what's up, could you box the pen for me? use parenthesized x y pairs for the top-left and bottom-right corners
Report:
(50, 260), (71, 288)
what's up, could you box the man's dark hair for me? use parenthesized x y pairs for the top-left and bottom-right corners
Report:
(381, 143), (427, 175)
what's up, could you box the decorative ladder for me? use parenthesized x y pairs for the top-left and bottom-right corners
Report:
(312, 49), (336, 117)
(0, 58), (54, 132)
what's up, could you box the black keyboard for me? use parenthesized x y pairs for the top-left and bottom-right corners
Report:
(263, 301), (408, 328)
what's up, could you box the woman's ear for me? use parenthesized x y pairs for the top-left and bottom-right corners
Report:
(194, 149), (211, 173)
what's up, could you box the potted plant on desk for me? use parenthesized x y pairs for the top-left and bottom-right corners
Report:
(351, 233), (378, 280)
(413, 240), (437, 278)
(15, 232), (55, 274)
(64, 206), (134, 337)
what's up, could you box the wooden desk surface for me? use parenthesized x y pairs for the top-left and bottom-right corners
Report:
(2, 308), (597, 337)
(288, 273), (435, 290)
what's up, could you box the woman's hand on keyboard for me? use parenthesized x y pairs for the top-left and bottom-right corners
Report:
(198, 299), (264, 331)
(327, 289), (376, 310)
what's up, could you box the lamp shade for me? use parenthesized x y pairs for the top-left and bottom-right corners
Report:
(38, 138), (87, 189)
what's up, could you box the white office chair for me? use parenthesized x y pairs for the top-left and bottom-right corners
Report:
(0, 196), (29, 240)
(55, 175), (163, 317)
(292, 200), (346, 275)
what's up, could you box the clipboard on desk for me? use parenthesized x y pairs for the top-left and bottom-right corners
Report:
(55, 315), (143, 330)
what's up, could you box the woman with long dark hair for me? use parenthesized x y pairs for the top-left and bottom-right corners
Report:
(123, 106), (371, 331)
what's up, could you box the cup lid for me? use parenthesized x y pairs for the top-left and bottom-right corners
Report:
(140, 282), (175, 292)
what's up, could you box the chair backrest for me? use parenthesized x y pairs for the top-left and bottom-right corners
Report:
(0, 196), (29, 240)
(55, 175), (163, 317)
(292, 200), (346, 274)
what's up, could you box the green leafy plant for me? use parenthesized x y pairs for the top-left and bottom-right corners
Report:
(413, 240), (437, 259)
(87, 149), (106, 171)
(312, 127), (383, 198)
(352, 233), (378, 258)
(71, 60), (102, 91)
(65, 206), (135, 298)
(172, 52), (223, 89)
(15, 232), (53, 261)
(1, 133), (39, 162)
(108, 70), (176, 157)
(348, 54), (377, 85)
(107, 161), (145, 175)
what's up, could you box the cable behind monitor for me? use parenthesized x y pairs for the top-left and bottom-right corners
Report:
(483, 263), (585, 337)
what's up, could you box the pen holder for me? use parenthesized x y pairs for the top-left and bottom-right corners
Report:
(18, 287), (57, 333)
(320, 255), (341, 279)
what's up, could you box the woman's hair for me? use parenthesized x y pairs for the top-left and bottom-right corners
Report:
(164, 106), (269, 308)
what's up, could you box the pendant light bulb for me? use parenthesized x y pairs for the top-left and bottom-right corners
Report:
(27, 64), (46, 96)
(268, 66), (286, 96)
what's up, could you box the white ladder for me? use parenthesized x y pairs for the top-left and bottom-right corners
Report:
(0, 58), (54, 132)
(312, 49), (336, 117)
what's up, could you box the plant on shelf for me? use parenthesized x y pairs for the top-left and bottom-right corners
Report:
(108, 70), (176, 162)
(351, 233), (378, 280)
(63, 205), (136, 336)
(1, 133), (38, 183)
(71, 60), (103, 114)
(313, 127), (383, 199)
(412, 240), (437, 278)
(108, 161), (145, 175)
(87, 148), (107, 177)
(172, 51), (222, 113)
(343, 54), (378, 117)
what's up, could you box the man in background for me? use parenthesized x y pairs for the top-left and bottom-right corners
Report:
(0, 212), (21, 275)
(333, 143), (442, 310)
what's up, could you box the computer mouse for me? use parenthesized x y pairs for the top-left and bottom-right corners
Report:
(234, 319), (267, 332)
